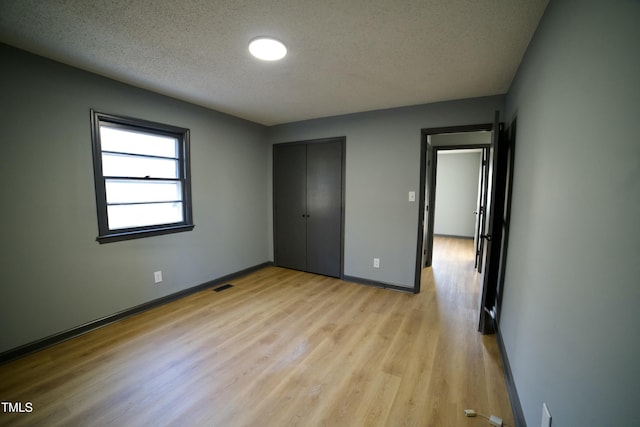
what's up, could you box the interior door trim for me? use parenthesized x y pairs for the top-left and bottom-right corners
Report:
(414, 123), (493, 293)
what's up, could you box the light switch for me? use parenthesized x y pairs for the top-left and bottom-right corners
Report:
(408, 191), (416, 202)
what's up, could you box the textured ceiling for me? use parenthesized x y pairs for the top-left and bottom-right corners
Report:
(0, 0), (548, 125)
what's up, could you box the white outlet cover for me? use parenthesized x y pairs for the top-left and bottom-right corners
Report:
(541, 403), (551, 427)
(154, 271), (163, 283)
(408, 191), (416, 202)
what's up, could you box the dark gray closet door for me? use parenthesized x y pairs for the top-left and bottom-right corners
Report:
(306, 141), (342, 277)
(274, 144), (307, 271)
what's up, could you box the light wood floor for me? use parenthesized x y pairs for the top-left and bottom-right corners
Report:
(0, 237), (513, 426)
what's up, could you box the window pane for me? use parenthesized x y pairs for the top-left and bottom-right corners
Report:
(107, 202), (183, 230)
(102, 153), (179, 178)
(100, 126), (178, 158)
(106, 180), (182, 204)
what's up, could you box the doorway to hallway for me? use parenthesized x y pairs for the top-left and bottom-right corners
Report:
(415, 112), (514, 334)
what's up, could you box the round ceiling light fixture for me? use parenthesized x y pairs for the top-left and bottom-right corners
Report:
(249, 37), (287, 61)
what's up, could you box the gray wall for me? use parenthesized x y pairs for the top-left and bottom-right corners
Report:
(0, 44), (270, 353)
(434, 151), (481, 237)
(502, 1), (640, 426)
(267, 97), (503, 287)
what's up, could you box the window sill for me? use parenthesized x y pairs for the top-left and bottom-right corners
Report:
(96, 224), (195, 244)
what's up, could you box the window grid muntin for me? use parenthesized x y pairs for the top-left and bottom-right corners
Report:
(107, 202), (184, 230)
(99, 123), (179, 158)
(101, 153), (180, 179)
(105, 178), (183, 205)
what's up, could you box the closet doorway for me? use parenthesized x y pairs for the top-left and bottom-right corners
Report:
(273, 137), (345, 278)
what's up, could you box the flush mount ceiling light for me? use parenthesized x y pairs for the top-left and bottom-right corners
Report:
(249, 37), (287, 61)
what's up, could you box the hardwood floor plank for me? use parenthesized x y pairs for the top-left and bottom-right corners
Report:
(0, 237), (514, 426)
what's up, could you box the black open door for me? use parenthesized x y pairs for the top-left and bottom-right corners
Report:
(477, 111), (507, 334)
(423, 141), (436, 268)
(475, 147), (489, 271)
(494, 117), (517, 324)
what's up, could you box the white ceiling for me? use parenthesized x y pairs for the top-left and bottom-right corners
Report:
(0, 0), (548, 126)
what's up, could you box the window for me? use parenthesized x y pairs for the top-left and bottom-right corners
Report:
(90, 110), (194, 243)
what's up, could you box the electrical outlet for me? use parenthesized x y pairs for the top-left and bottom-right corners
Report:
(408, 191), (416, 202)
(154, 270), (163, 283)
(373, 258), (380, 268)
(541, 403), (551, 427)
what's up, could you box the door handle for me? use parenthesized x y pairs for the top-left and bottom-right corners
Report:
(481, 234), (492, 241)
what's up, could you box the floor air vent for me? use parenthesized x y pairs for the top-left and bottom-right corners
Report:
(213, 284), (234, 292)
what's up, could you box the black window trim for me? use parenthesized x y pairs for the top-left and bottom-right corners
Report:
(90, 109), (194, 244)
